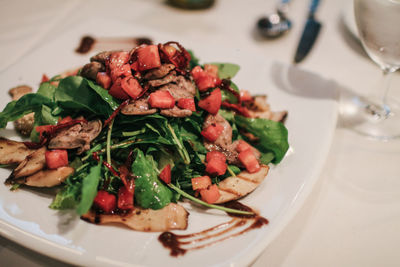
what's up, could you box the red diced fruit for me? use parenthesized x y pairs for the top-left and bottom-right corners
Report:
(45, 150), (68, 169)
(199, 184), (220, 204)
(108, 78), (130, 100)
(191, 66), (217, 92)
(148, 90), (175, 109)
(198, 88), (222, 115)
(93, 190), (116, 213)
(203, 64), (219, 78)
(205, 157), (227, 176)
(108, 51), (130, 70)
(96, 72), (112, 89)
(191, 175), (212, 191)
(118, 186), (134, 210)
(201, 123), (224, 142)
(206, 151), (226, 162)
(236, 140), (253, 153)
(110, 64), (132, 82)
(121, 76), (143, 99)
(177, 98), (196, 111)
(159, 164), (171, 184)
(238, 149), (261, 173)
(240, 90), (252, 102)
(135, 45), (161, 71)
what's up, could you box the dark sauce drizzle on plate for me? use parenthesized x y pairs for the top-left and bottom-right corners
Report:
(75, 35), (153, 54)
(158, 200), (268, 256)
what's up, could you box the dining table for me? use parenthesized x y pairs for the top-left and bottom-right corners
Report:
(0, 0), (399, 266)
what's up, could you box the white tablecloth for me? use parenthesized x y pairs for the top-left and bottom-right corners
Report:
(0, 0), (399, 266)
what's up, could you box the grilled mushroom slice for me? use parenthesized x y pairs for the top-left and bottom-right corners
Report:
(9, 146), (47, 180)
(215, 165), (269, 204)
(48, 119), (102, 154)
(0, 138), (35, 165)
(16, 167), (74, 187)
(81, 203), (189, 232)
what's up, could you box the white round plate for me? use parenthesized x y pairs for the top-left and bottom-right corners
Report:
(0, 19), (338, 267)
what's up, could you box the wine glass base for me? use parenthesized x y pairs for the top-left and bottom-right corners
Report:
(339, 94), (400, 141)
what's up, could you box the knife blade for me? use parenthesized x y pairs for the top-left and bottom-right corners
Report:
(294, 0), (322, 63)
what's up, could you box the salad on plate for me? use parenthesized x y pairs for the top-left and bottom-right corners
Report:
(0, 41), (289, 240)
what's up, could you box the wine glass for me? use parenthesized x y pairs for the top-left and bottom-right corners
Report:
(351, 0), (400, 140)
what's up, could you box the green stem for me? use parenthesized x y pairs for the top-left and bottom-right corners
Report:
(168, 183), (254, 216)
(122, 128), (146, 137)
(75, 162), (90, 173)
(82, 139), (139, 161)
(167, 123), (190, 165)
(227, 165), (236, 177)
(106, 119), (114, 165)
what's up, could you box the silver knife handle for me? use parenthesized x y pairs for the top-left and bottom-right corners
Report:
(309, 0), (320, 17)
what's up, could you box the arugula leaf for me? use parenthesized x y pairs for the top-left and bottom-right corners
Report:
(0, 93), (54, 128)
(37, 82), (56, 101)
(209, 63), (240, 79)
(55, 76), (114, 117)
(49, 185), (80, 210)
(235, 116), (289, 163)
(132, 149), (173, 209)
(86, 79), (120, 110)
(76, 161), (102, 215)
(30, 105), (59, 141)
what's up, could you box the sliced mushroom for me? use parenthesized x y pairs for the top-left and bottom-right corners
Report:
(8, 85), (35, 136)
(215, 164), (269, 204)
(16, 166), (74, 187)
(0, 138), (35, 165)
(90, 51), (113, 64)
(81, 203), (189, 232)
(80, 62), (105, 80)
(121, 97), (157, 115)
(147, 71), (177, 87)
(160, 106), (192, 118)
(143, 64), (175, 80)
(9, 146), (47, 180)
(245, 96), (288, 123)
(48, 119), (102, 154)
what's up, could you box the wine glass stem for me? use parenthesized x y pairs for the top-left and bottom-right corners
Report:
(366, 68), (394, 119)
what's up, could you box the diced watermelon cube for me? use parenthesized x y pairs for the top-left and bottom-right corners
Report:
(159, 164), (171, 184)
(96, 72), (112, 89)
(191, 66), (217, 92)
(201, 123), (224, 142)
(238, 149), (261, 173)
(121, 76), (143, 99)
(205, 151), (226, 162)
(177, 98), (196, 111)
(108, 77), (130, 100)
(198, 88), (222, 115)
(108, 51), (130, 70)
(148, 90), (175, 109)
(205, 157), (227, 176)
(93, 190), (117, 213)
(235, 140), (253, 153)
(240, 90), (252, 102)
(203, 64), (219, 78)
(199, 184), (220, 204)
(45, 150), (68, 169)
(118, 186), (134, 210)
(191, 176), (212, 191)
(110, 64), (132, 82)
(135, 45), (161, 71)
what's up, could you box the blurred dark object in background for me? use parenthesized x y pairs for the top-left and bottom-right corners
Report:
(167, 0), (215, 9)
